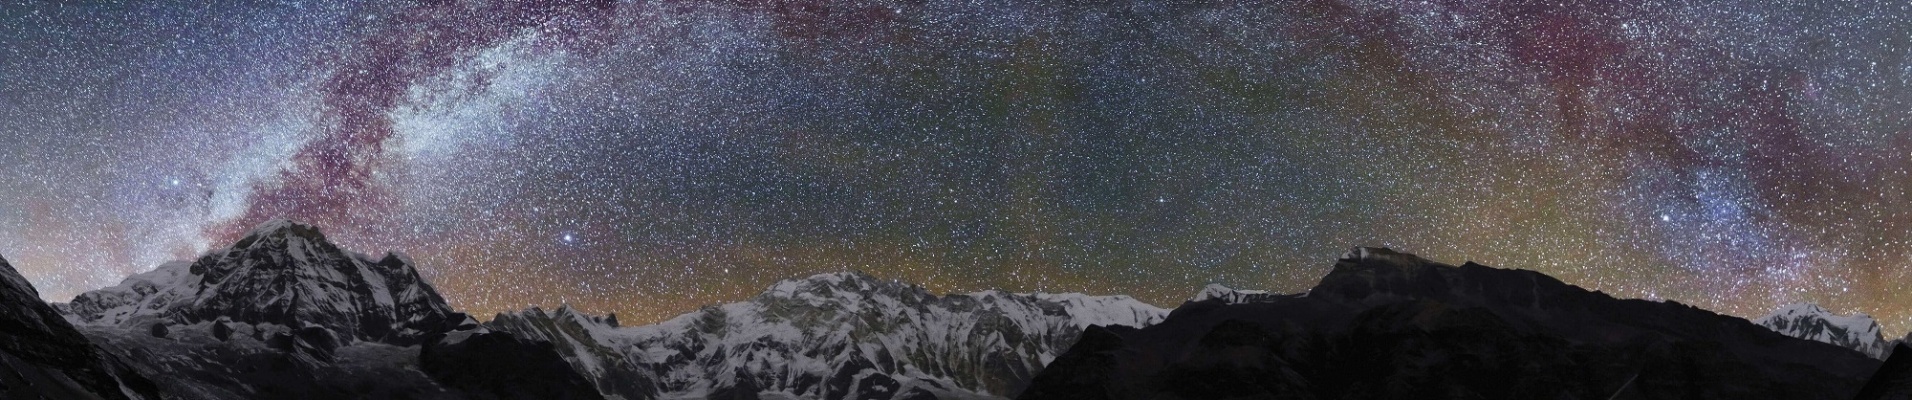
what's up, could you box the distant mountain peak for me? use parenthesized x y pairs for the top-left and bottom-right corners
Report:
(778, 270), (894, 289)
(242, 218), (324, 238)
(759, 270), (929, 303)
(510, 304), (620, 329)
(805, 269), (883, 282)
(1758, 302), (1890, 359)
(1189, 283), (1291, 304)
(1766, 303), (1849, 319)
(1339, 246), (1450, 269)
(223, 218), (334, 253)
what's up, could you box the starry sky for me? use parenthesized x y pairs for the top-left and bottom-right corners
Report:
(6, 0), (1912, 331)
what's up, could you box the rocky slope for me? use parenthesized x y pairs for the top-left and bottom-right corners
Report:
(1756, 303), (1891, 359)
(61, 219), (463, 345)
(0, 254), (159, 400)
(487, 271), (1169, 400)
(1019, 247), (1883, 400)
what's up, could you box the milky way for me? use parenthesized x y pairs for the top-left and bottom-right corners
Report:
(6, 0), (1912, 331)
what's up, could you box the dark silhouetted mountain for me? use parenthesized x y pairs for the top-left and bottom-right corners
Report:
(487, 271), (1169, 400)
(1019, 247), (1883, 400)
(1856, 343), (1912, 400)
(0, 253), (159, 400)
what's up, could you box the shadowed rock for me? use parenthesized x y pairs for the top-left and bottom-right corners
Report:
(419, 329), (607, 400)
(1855, 343), (1912, 400)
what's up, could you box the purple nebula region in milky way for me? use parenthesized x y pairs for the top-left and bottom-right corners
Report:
(218, 0), (620, 239)
(4, 0), (1912, 330)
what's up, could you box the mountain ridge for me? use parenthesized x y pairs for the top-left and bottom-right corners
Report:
(1019, 247), (1883, 400)
(487, 270), (1170, 400)
(20, 222), (1904, 400)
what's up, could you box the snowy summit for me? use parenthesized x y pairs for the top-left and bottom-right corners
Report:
(1755, 303), (1890, 359)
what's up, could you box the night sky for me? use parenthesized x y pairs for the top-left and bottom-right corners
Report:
(6, 0), (1912, 331)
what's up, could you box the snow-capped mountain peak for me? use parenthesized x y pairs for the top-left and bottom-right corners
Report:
(760, 270), (921, 306)
(237, 217), (325, 241)
(61, 219), (462, 345)
(1756, 303), (1889, 359)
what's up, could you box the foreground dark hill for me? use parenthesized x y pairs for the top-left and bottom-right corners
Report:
(0, 254), (158, 400)
(1019, 247), (1883, 400)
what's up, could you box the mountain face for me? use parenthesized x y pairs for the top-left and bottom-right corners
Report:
(62, 219), (462, 345)
(0, 254), (159, 400)
(487, 271), (1169, 400)
(1020, 247), (1883, 400)
(1757, 303), (1891, 359)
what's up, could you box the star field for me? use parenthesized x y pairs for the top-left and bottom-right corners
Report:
(6, 0), (1912, 331)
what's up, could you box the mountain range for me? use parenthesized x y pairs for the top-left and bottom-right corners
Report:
(2, 220), (1909, 399)
(485, 271), (1166, 400)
